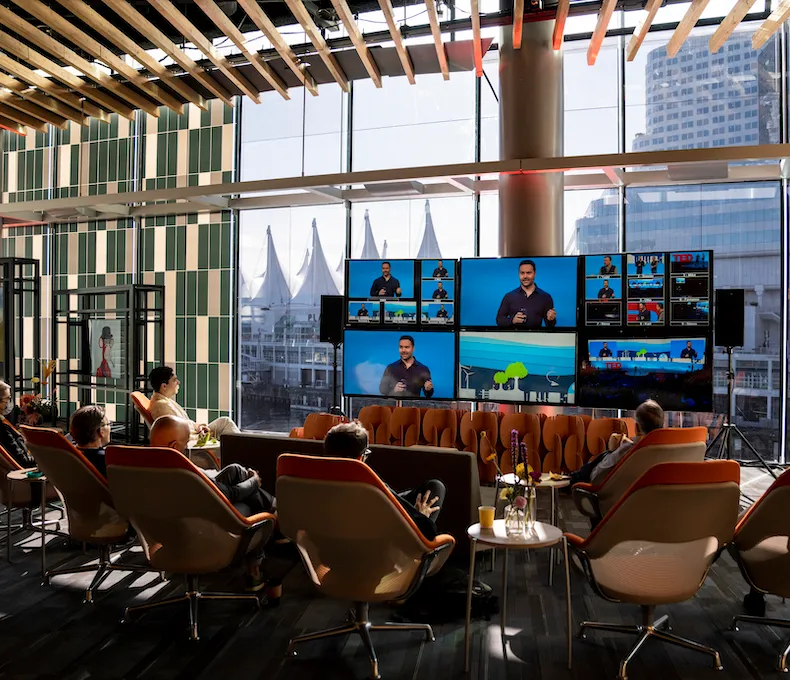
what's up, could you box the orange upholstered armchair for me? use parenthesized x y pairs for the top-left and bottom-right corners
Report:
(276, 453), (455, 679)
(130, 392), (154, 428)
(357, 405), (392, 444)
(572, 427), (707, 520)
(498, 412), (542, 473)
(390, 406), (421, 447)
(460, 411), (498, 484)
(542, 415), (585, 472)
(729, 468), (790, 671)
(567, 461), (740, 680)
(105, 445), (275, 640)
(422, 408), (458, 448)
(586, 418), (629, 461)
(21, 426), (152, 603)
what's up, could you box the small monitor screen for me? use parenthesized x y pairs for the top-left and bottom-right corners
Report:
(583, 255), (623, 327)
(422, 302), (454, 325)
(578, 337), (711, 411)
(348, 259), (416, 300)
(458, 331), (576, 404)
(348, 300), (381, 324)
(343, 329), (456, 400)
(626, 253), (665, 327)
(383, 301), (417, 324)
(669, 251), (711, 327)
(459, 257), (578, 329)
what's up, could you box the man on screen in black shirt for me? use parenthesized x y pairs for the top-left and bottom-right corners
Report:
(357, 303), (369, 317)
(598, 279), (615, 300)
(599, 255), (618, 276)
(432, 260), (448, 278)
(635, 258), (645, 275)
(379, 335), (434, 398)
(637, 302), (651, 322)
(598, 342), (613, 358)
(657, 302), (665, 323)
(370, 261), (402, 298)
(436, 304), (449, 319)
(432, 282), (448, 300)
(680, 341), (698, 360)
(650, 256), (660, 274)
(496, 259), (557, 329)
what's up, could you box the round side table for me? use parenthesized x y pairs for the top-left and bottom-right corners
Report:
(464, 519), (572, 673)
(186, 440), (221, 469)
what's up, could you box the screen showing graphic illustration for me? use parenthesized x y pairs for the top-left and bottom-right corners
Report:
(343, 329), (456, 400)
(459, 257), (578, 329)
(383, 301), (418, 324)
(578, 337), (711, 411)
(458, 331), (576, 404)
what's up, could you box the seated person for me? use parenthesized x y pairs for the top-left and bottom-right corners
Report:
(148, 366), (240, 440)
(0, 381), (34, 467)
(324, 421), (445, 540)
(70, 405), (111, 477)
(149, 415), (273, 591)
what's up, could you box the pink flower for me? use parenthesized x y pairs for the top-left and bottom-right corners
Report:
(530, 471), (542, 484)
(513, 495), (527, 509)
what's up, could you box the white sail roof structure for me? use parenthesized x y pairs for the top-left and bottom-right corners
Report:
(416, 200), (442, 259)
(336, 254), (345, 273)
(382, 240), (388, 259)
(360, 209), (380, 259)
(248, 226), (291, 307)
(292, 219), (340, 306)
(296, 248), (310, 277)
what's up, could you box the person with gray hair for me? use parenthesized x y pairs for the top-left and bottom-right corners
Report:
(0, 381), (33, 467)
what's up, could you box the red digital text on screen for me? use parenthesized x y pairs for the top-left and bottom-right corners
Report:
(673, 253), (693, 262)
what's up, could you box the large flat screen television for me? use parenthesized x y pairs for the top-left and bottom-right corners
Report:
(577, 337), (712, 411)
(458, 331), (576, 404)
(459, 257), (579, 329)
(343, 329), (456, 400)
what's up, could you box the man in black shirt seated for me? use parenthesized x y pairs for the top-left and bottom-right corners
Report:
(598, 279), (615, 300)
(598, 342), (613, 358)
(432, 282), (448, 300)
(0, 381), (33, 467)
(70, 405), (111, 477)
(432, 260), (448, 278)
(436, 304), (449, 319)
(680, 341), (698, 360)
(370, 261), (401, 298)
(357, 303), (369, 317)
(599, 255), (617, 275)
(324, 421), (445, 540)
(379, 335), (434, 398)
(495, 259), (557, 328)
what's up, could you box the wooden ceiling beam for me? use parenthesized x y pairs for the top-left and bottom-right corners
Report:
(0, 31), (135, 119)
(20, 90), (92, 125)
(99, 0), (234, 106)
(710, 0), (757, 53)
(0, 115), (24, 135)
(0, 5), (158, 116)
(146, 0), (263, 102)
(513, 0), (524, 49)
(237, 0), (318, 96)
(377, 0), (415, 83)
(424, 0), (450, 79)
(0, 104), (47, 132)
(0, 93), (69, 129)
(751, 0), (790, 48)
(471, 0), (483, 76)
(281, 0), (350, 92)
(667, 0), (711, 57)
(587, 0), (617, 64)
(552, 0), (570, 49)
(626, 0), (663, 60)
(194, 0), (290, 99)
(11, 0), (184, 113)
(328, 0), (382, 87)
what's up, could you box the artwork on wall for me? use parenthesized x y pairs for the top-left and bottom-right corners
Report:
(90, 319), (124, 381)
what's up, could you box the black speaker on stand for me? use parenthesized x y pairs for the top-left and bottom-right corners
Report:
(320, 295), (345, 416)
(707, 289), (778, 479)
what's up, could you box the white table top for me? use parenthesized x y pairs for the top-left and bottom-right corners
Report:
(187, 440), (221, 451)
(498, 472), (571, 489)
(468, 520), (563, 548)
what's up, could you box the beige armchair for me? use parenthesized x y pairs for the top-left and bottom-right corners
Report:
(566, 460), (741, 680)
(276, 453), (455, 680)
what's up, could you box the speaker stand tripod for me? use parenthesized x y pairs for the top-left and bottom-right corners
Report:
(329, 341), (345, 418)
(706, 346), (778, 480)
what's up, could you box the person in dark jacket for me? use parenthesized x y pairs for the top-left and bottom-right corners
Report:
(69, 405), (111, 477)
(0, 381), (33, 468)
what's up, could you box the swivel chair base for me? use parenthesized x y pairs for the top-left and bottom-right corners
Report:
(732, 614), (790, 673)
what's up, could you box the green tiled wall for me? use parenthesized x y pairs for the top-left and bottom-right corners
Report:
(1, 101), (237, 424)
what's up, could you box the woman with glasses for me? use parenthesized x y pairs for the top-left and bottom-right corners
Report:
(0, 381), (34, 468)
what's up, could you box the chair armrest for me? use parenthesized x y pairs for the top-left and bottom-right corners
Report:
(572, 484), (601, 519)
(231, 513), (276, 565)
(563, 532), (586, 549)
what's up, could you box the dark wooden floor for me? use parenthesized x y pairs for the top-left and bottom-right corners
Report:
(0, 496), (786, 680)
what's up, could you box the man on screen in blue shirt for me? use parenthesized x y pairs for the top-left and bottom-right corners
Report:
(495, 259), (557, 329)
(370, 261), (402, 298)
(379, 335), (434, 398)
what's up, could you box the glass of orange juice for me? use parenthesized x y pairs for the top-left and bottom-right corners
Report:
(478, 505), (495, 529)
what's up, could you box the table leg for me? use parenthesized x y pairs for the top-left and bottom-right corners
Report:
(40, 480), (46, 581)
(464, 539), (478, 673)
(501, 548), (508, 640)
(6, 478), (11, 562)
(564, 536), (572, 670)
(549, 488), (556, 586)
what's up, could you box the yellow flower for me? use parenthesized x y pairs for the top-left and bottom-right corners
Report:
(499, 488), (511, 500)
(485, 453), (497, 463)
(527, 464), (534, 475)
(30, 377), (40, 384)
(515, 463), (525, 478)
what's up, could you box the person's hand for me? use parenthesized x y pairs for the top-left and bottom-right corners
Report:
(513, 312), (526, 324)
(394, 381), (406, 393)
(378, 288), (386, 295)
(415, 492), (440, 518)
(424, 379), (434, 392)
(396, 287), (402, 296)
(546, 308), (557, 322)
(248, 469), (261, 487)
(196, 424), (210, 435)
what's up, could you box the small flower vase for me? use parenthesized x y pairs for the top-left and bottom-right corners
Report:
(504, 504), (526, 537)
(525, 486), (537, 530)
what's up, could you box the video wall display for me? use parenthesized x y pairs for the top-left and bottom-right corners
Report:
(346, 259), (456, 328)
(458, 332), (576, 405)
(343, 329), (457, 400)
(459, 257), (578, 329)
(578, 337), (712, 412)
